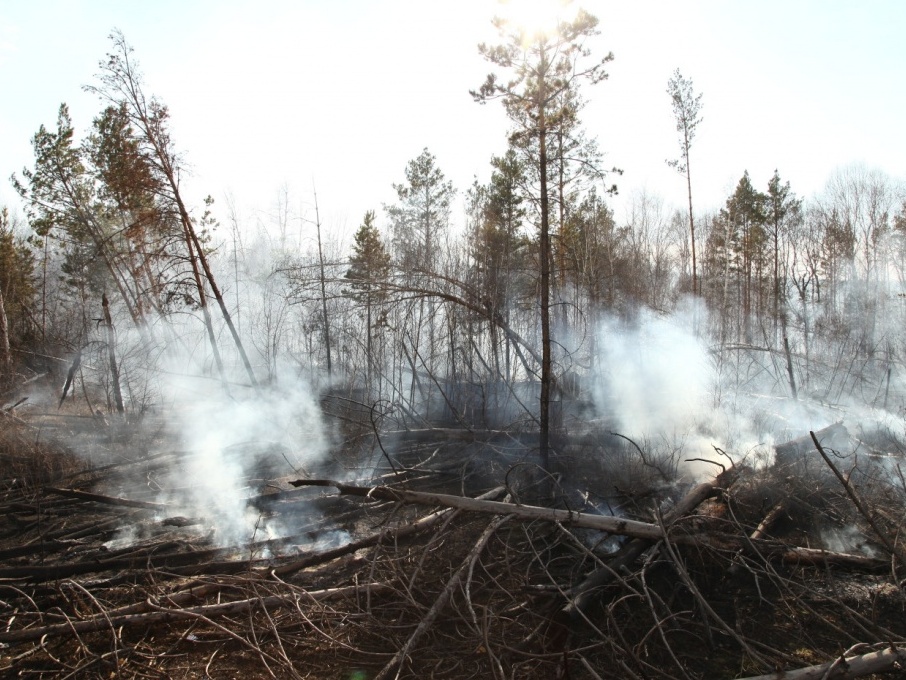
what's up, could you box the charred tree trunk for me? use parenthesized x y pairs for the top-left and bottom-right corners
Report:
(313, 188), (332, 379)
(539, 121), (552, 473)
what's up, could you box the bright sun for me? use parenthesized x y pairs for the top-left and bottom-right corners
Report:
(498, 0), (575, 38)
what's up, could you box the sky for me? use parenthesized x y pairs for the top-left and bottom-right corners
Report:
(1, 0), (904, 243)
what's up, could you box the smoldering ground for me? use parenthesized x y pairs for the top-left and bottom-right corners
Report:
(589, 299), (906, 479)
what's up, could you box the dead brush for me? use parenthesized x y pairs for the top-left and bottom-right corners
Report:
(0, 418), (82, 496)
(728, 444), (906, 565)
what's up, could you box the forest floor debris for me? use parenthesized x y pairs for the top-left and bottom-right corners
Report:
(1, 409), (905, 679)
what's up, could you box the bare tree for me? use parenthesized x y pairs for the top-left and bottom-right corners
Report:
(666, 68), (704, 296)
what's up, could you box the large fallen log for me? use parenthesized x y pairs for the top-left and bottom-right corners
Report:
(737, 644), (906, 680)
(288, 477), (889, 618)
(290, 479), (890, 572)
(289, 479), (668, 540)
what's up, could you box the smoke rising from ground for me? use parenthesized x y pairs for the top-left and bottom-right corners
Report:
(76, 314), (333, 550)
(159, 376), (330, 547)
(594, 304), (711, 439)
(590, 301), (855, 475)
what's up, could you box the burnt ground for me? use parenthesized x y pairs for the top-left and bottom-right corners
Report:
(1, 403), (905, 679)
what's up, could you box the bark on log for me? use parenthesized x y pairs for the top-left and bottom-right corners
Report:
(751, 500), (787, 540)
(289, 479), (667, 541)
(737, 644), (906, 680)
(291, 478), (887, 576)
(775, 546), (886, 570)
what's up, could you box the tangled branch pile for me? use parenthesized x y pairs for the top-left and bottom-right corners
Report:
(0, 412), (905, 679)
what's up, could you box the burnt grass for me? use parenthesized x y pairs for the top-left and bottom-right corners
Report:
(0, 406), (905, 679)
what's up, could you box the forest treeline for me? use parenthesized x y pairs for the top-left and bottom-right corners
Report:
(2, 18), (906, 452)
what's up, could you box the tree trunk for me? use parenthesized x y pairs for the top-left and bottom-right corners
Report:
(0, 287), (10, 382)
(181, 223), (227, 388)
(313, 187), (332, 379)
(685, 141), (697, 296)
(101, 293), (125, 415)
(539, 122), (552, 473)
(365, 292), (373, 395)
(172, 192), (258, 390)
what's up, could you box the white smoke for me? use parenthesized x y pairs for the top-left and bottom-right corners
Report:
(592, 302), (797, 473)
(595, 305), (711, 437)
(157, 375), (330, 547)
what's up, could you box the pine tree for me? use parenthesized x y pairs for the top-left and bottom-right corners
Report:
(346, 211), (391, 392)
(472, 8), (612, 470)
(766, 171), (801, 330)
(385, 148), (454, 274)
(666, 69), (704, 296)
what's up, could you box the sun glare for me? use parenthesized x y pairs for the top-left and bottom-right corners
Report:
(498, 0), (576, 39)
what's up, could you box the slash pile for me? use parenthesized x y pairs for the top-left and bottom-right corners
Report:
(1, 412), (905, 679)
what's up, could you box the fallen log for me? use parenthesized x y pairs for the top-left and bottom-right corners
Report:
(0, 583), (391, 645)
(289, 479), (667, 541)
(750, 500), (787, 540)
(776, 546), (885, 570)
(737, 643), (906, 680)
(290, 478), (887, 573)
